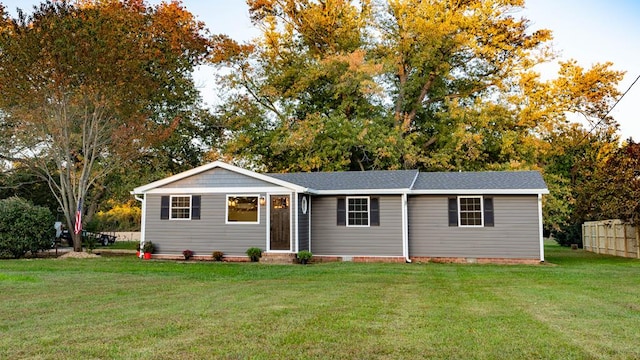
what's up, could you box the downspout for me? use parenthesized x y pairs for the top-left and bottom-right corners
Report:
(538, 193), (545, 263)
(294, 192), (299, 254)
(134, 194), (146, 258)
(402, 192), (412, 263)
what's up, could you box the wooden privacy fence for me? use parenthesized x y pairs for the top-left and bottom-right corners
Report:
(582, 220), (640, 258)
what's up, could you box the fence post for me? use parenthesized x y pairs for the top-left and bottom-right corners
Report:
(612, 222), (618, 256)
(636, 226), (639, 259)
(623, 224), (628, 258)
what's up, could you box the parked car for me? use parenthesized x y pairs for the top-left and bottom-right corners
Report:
(58, 230), (117, 246)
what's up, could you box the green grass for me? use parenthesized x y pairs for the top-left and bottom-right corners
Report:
(1, 243), (639, 359)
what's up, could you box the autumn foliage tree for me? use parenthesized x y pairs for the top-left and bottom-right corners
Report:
(212, 0), (558, 171)
(0, 0), (209, 251)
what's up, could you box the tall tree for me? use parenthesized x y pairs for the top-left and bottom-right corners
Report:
(213, 0), (556, 171)
(0, 0), (209, 251)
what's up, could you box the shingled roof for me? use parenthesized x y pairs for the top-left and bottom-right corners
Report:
(271, 169), (547, 194)
(270, 170), (419, 193)
(412, 171), (548, 194)
(132, 161), (548, 195)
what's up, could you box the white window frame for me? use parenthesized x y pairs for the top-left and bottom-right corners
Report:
(346, 196), (370, 227)
(226, 194), (260, 225)
(458, 196), (484, 227)
(170, 195), (192, 220)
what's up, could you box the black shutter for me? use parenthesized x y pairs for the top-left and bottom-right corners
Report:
(370, 198), (380, 226)
(448, 197), (458, 227)
(484, 197), (494, 227)
(191, 195), (201, 220)
(161, 196), (170, 220)
(337, 198), (346, 226)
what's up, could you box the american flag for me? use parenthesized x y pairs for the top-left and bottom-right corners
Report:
(74, 199), (82, 235)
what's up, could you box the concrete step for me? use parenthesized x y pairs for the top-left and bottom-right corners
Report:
(260, 252), (297, 264)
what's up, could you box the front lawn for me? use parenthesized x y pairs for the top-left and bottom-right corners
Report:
(1, 244), (639, 359)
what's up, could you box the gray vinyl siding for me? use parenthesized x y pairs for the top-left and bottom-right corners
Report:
(145, 193), (267, 256)
(311, 195), (403, 256)
(297, 194), (310, 252)
(162, 168), (275, 188)
(408, 195), (540, 258)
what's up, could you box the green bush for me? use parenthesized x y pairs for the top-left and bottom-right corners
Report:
(0, 197), (55, 258)
(246, 247), (262, 262)
(142, 241), (154, 253)
(212, 251), (224, 261)
(297, 250), (313, 264)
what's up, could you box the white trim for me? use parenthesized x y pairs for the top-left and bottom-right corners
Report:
(411, 189), (549, 195)
(132, 161), (307, 194)
(458, 196), (484, 228)
(145, 187), (290, 195)
(308, 196), (312, 252)
(409, 172), (420, 190)
(294, 193), (299, 254)
(135, 195), (146, 250)
(225, 194), (260, 225)
(538, 194), (545, 262)
(169, 195), (192, 220)
(346, 196), (371, 227)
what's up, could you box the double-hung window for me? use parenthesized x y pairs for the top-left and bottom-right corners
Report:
(448, 196), (494, 227)
(458, 196), (483, 227)
(160, 195), (201, 220)
(171, 195), (192, 220)
(347, 197), (369, 227)
(337, 197), (380, 227)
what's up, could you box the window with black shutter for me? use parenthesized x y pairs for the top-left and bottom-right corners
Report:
(450, 196), (495, 227)
(160, 195), (200, 220)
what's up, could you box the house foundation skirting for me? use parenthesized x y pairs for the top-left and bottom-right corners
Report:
(409, 256), (541, 265)
(312, 256), (406, 263)
(143, 254), (251, 262)
(143, 254), (540, 264)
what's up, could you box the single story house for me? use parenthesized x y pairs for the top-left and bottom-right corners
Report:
(131, 161), (549, 264)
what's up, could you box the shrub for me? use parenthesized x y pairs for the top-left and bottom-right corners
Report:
(182, 249), (193, 259)
(246, 247), (262, 262)
(0, 197), (55, 258)
(84, 233), (97, 253)
(142, 241), (154, 254)
(297, 250), (313, 264)
(212, 251), (224, 261)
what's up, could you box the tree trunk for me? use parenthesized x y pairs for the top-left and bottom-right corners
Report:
(72, 232), (83, 252)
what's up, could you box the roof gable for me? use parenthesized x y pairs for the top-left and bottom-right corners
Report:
(131, 161), (306, 194)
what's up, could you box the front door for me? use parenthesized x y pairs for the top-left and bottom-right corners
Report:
(270, 195), (291, 251)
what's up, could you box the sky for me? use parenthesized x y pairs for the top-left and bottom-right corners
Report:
(2, 0), (639, 140)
